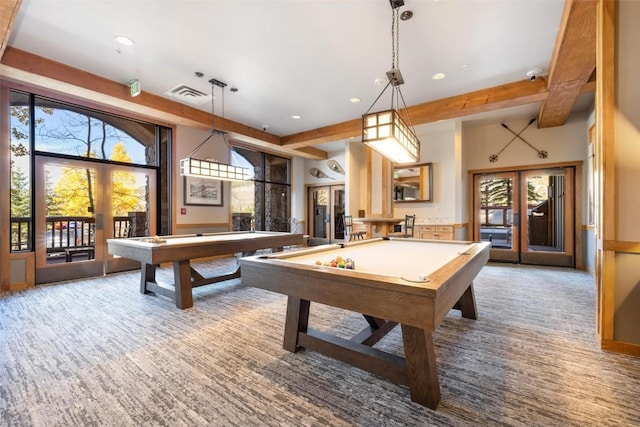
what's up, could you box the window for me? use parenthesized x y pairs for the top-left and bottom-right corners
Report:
(10, 91), (32, 251)
(231, 148), (291, 232)
(8, 89), (171, 253)
(33, 95), (156, 166)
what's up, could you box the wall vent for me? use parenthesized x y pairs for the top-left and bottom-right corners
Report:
(164, 84), (212, 105)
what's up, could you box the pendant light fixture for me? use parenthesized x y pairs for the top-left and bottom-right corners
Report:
(362, 0), (420, 164)
(180, 78), (251, 181)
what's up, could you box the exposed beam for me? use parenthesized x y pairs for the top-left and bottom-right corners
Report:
(282, 78), (553, 148)
(0, 47), (328, 160)
(407, 78), (550, 123)
(2, 0), (596, 151)
(538, 0), (597, 128)
(0, 0), (21, 60)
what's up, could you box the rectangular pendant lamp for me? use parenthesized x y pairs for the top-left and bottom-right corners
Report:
(180, 157), (251, 182)
(362, 109), (419, 164)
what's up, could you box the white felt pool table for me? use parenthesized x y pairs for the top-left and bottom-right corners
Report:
(107, 231), (304, 309)
(239, 237), (491, 409)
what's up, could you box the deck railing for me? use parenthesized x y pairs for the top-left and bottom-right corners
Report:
(10, 215), (134, 256)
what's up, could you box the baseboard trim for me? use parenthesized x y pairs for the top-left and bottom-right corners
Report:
(601, 339), (640, 357)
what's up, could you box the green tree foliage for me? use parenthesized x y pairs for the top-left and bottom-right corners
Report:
(10, 104), (55, 216)
(10, 167), (30, 217)
(480, 178), (512, 207)
(480, 177), (546, 208)
(45, 169), (63, 216)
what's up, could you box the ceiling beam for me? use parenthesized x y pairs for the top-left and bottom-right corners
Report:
(0, 0), (21, 60)
(0, 47), (328, 160)
(2, 0), (595, 152)
(537, 0), (597, 128)
(281, 78), (554, 148)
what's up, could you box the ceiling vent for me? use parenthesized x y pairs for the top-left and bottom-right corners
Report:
(164, 84), (212, 106)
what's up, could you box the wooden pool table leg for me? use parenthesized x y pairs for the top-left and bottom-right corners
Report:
(173, 260), (194, 309)
(456, 283), (478, 320)
(401, 324), (441, 410)
(140, 262), (157, 294)
(283, 296), (310, 352)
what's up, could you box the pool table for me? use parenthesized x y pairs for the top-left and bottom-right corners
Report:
(107, 231), (304, 309)
(239, 237), (491, 409)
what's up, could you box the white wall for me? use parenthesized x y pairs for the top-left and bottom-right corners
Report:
(463, 115), (589, 171)
(290, 156), (305, 227)
(175, 125), (231, 227)
(394, 123), (458, 224)
(304, 148), (347, 185)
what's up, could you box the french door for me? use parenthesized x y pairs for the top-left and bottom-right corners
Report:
(34, 157), (156, 283)
(473, 166), (575, 267)
(307, 185), (345, 244)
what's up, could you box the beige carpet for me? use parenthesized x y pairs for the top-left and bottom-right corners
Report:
(1, 260), (639, 426)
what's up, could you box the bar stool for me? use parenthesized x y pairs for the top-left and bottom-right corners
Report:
(344, 215), (366, 240)
(388, 215), (416, 238)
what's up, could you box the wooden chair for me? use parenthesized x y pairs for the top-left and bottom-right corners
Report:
(344, 215), (366, 240)
(388, 215), (416, 238)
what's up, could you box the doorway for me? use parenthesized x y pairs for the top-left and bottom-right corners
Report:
(307, 185), (345, 245)
(34, 157), (156, 283)
(473, 166), (576, 267)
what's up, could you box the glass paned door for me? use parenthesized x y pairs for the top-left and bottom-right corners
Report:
(333, 187), (346, 240)
(107, 166), (156, 274)
(520, 168), (574, 267)
(309, 186), (330, 244)
(473, 167), (575, 267)
(307, 185), (345, 244)
(475, 172), (519, 262)
(35, 158), (103, 282)
(35, 157), (156, 283)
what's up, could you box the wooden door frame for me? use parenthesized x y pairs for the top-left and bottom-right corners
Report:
(468, 161), (583, 269)
(518, 167), (575, 267)
(305, 183), (345, 243)
(472, 171), (520, 262)
(34, 157), (157, 282)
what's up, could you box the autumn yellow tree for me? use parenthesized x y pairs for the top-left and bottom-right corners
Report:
(51, 165), (97, 216)
(51, 142), (145, 216)
(110, 142), (146, 216)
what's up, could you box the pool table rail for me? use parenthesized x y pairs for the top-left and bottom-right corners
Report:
(107, 231), (304, 308)
(239, 239), (491, 409)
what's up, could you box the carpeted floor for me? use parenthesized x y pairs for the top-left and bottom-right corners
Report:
(1, 260), (639, 426)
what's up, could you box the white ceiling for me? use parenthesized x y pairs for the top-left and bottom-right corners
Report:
(9, 0), (592, 146)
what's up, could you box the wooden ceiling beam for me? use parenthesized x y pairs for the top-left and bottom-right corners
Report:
(2, 0), (596, 151)
(281, 78), (552, 148)
(538, 0), (597, 128)
(0, 47), (327, 160)
(0, 0), (21, 60)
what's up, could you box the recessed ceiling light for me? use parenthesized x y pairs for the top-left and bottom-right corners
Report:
(432, 73), (446, 80)
(374, 77), (386, 85)
(461, 64), (470, 71)
(291, 115), (301, 120)
(115, 35), (134, 46)
(350, 97), (361, 103)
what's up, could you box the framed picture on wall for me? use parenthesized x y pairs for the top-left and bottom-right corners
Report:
(184, 177), (223, 206)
